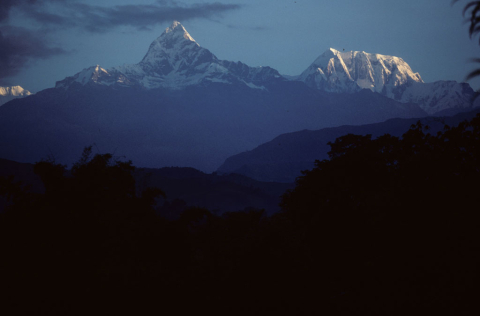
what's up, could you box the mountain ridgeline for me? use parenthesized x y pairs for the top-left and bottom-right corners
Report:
(218, 108), (480, 182)
(0, 21), (477, 172)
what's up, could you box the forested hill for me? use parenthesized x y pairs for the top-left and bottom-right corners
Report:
(0, 157), (292, 216)
(219, 107), (480, 182)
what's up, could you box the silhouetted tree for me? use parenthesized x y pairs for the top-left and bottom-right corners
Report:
(0, 147), (175, 315)
(280, 114), (480, 315)
(3, 115), (480, 316)
(454, 1), (480, 41)
(454, 0), (480, 80)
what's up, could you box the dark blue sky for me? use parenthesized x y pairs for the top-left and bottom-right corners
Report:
(1, 0), (480, 93)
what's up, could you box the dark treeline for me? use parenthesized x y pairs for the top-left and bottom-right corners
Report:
(1, 115), (480, 315)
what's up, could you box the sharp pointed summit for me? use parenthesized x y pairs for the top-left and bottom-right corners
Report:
(164, 21), (196, 42)
(56, 21), (282, 90)
(137, 20), (217, 77)
(140, 20), (202, 66)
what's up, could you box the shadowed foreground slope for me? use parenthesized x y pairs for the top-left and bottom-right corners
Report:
(1, 114), (480, 315)
(219, 108), (480, 182)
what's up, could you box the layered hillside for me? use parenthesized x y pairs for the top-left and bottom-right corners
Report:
(218, 108), (480, 182)
(0, 22), (426, 172)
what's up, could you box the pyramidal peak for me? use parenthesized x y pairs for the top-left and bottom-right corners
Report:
(146, 20), (198, 55)
(138, 20), (209, 72)
(164, 21), (196, 42)
(55, 21), (283, 90)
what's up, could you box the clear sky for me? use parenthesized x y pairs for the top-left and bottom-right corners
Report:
(1, 0), (480, 93)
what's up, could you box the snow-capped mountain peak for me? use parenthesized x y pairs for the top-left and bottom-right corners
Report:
(0, 85), (31, 97)
(299, 48), (423, 95)
(137, 20), (217, 77)
(164, 20), (196, 42)
(297, 48), (477, 114)
(0, 85), (33, 106)
(74, 65), (109, 85)
(56, 65), (129, 89)
(57, 21), (282, 90)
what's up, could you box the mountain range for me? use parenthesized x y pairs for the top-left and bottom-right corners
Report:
(55, 21), (282, 91)
(0, 21), (477, 173)
(295, 48), (478, 115)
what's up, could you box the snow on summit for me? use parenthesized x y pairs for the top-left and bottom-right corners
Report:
(53, 23), (477, 115)
(56, 21), (280, 90)
(299, 48), (423, 95)
(297, 48), (477, 114)
(138, 20), (208, 72)
(165, 21), (196, 41)
(0, 86), (32, 106)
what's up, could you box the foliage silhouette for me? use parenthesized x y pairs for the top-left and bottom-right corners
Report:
(454, 0), (480, 80)
(280, 113), (480, 315)
(0, 147), (173, 315)
(1, 112), (480, 316)
(454, 0), (480, 42)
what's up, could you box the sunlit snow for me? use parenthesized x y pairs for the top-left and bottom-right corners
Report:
(0, 85), (33, 106)
(55, 21), (279, 91)
(52, 23), (476, 115)
(295, 48), (475, 114)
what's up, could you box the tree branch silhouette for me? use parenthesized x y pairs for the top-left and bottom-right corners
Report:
(454, 1), (480, 80)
